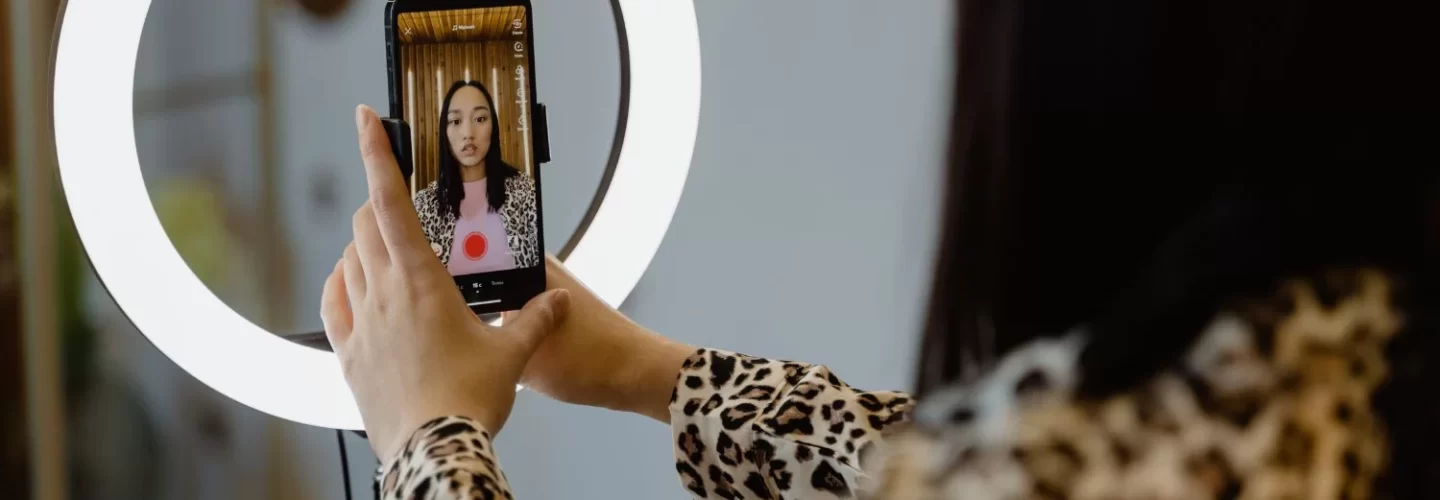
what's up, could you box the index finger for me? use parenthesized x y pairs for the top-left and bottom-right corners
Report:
(354, 104), (428, 260)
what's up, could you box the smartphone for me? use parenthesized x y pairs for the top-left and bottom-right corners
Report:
(384, 0), (548, 315)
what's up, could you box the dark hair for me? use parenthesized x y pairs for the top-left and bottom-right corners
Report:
(436, 79), (518, 219)
(920, 2), (1439, 488)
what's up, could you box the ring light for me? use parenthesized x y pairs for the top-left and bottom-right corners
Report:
(53, 0), (700, 430)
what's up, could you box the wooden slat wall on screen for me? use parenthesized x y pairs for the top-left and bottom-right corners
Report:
(396, 6), (525, 44)
(401, 40), (532, 190)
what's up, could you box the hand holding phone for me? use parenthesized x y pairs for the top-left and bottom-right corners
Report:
(324, 106), (572, 457)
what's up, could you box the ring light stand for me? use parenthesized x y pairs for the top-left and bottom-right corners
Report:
(52, 0), (700, 430)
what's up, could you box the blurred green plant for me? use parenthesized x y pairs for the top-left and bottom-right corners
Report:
(57, 178), (230, 499)
(57, 177), (231, 395)
(151, 178), (230, 287)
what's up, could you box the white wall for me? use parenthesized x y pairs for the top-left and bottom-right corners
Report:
(126, 0), (954, 497)
(495, 2), (955, 497)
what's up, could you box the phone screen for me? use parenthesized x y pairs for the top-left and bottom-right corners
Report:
(390, 2), (545, 314)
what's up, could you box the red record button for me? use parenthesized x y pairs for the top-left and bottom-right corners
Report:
(463, 232), (488, 260)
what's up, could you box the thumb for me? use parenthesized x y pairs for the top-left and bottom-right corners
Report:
(504, 289), (571, 353)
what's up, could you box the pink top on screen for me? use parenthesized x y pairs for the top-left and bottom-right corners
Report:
(446, 179), (517, 276)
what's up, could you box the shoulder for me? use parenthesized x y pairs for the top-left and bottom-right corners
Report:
(503, 172), (537, 213)
(872, 268), (1404, 499)
(414, 181), (439, 201)
(412, 182), (443, 221)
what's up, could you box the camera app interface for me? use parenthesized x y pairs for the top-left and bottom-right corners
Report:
(396, 6), (541, 308)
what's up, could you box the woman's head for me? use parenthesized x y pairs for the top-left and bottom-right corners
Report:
(919, 0), (1438, 395)
(436, 79), (516, 218)
(916, 3), (1439, 493)
(445, 83), (495, 169)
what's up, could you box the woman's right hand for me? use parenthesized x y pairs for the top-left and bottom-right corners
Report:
(325, 105), (571, 462)
(504, 255), (694, 423)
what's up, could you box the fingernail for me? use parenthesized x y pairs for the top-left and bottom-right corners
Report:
(355, 104), (373, 129)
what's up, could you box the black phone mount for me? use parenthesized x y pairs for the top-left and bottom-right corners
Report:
(533, 103), (551, 164)
(381, 118), (414, 188)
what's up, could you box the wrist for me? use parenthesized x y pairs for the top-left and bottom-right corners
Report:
(608, 334), (693, 423)
(379, 411), (498, 466)
(385, 400), (503, 459)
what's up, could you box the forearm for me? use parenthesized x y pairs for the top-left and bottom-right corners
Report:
(544, 298), (691, 422)
(524, 256), (692, 421)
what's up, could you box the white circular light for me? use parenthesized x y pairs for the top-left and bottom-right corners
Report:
(53, 0), (699, 430)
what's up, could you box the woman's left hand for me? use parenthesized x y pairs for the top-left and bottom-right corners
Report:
(320, 105), (570, 462)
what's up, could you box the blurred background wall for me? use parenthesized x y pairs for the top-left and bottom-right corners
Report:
(4, 0), (954, 498)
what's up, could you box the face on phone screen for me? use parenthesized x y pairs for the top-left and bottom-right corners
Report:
(392, 3), (544, 313)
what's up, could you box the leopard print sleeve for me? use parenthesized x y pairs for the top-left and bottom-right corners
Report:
(669, 349), (916, 499)
(374, 416), (513, 500)
(502, 174), (541, 269)
(412, 183), (449, 262)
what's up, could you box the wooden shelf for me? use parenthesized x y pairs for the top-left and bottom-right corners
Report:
(133, 70), (259, 116)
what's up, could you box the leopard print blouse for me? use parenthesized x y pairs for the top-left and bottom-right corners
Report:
(411, 175), (542, 270)
(376, 269), (1403, 499)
